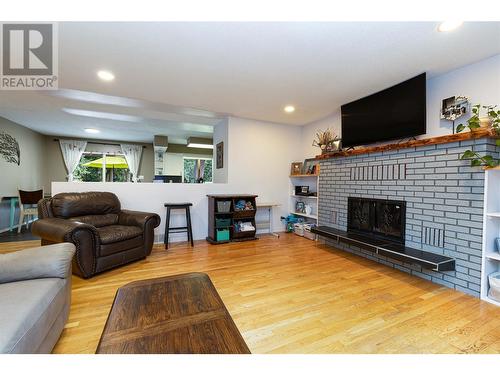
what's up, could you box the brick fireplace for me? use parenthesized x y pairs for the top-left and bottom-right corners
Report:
(317, 134), (498, 297)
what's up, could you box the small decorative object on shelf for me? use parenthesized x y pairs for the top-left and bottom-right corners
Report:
(290, 162), (303, 175)
(295, 186), (309, 195)
(496, 238), (500, 252)
(441, 96), (470, 132)
(304, 204), (312, 215)
(456, 104), (500, 168)
(302, 158), (320, 175)
(312, 128), (341, 154)
(295, 201), (305, 213)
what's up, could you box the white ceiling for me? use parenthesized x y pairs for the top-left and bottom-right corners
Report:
(1, 22), (499, 142)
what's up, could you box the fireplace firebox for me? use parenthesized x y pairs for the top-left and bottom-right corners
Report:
(347, 197), (406, 244)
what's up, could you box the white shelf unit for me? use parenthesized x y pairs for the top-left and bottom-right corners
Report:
(481, 169), (500, 307)
(289, 174), (319, 225)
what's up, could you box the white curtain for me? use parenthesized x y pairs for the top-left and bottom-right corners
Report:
(59, 140), (87, 182)
(120, 144), (143, 182)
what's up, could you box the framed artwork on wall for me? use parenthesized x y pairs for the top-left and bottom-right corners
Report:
(0, 131), (20, 166)
(216, 142), (223, 169)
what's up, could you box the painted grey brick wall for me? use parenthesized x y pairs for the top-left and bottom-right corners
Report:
(318, 137), (499, 297)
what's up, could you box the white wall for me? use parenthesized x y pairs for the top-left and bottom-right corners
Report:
(427, 54), (500, 137)
(301, 54), (500, 159)
(0, 117), (46, 197)
(226, 116), (303, 227)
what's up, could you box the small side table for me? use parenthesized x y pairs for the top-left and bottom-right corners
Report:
(163, 203), (194, 249)
(256, 202), (281, 237)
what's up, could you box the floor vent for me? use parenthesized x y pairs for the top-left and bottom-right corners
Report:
(422, 226), (445, 248)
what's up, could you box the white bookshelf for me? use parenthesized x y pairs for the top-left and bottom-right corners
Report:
(289, 174), (319, 225)
(481, 168), (500, 307)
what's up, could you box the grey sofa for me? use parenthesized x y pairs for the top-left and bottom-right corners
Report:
(0, 243), (75, 353)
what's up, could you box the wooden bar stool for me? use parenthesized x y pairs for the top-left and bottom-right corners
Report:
(164, 203), (194, 249)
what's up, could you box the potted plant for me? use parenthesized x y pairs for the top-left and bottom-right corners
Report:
(456, 104), (500, 168)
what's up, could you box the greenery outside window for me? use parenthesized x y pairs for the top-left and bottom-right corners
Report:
(183, 157), (213, 183)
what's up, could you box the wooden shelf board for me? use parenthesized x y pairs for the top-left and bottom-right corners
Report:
(486, 212), (500, 218)
(290, 174), (319, 178)
(291, 195), (318, 199)
(292, 212), (318, 220)
(486, 252), (500, 261)
(316, 128), (496, 160)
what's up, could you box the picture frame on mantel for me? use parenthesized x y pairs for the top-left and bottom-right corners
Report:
(302, 158), (320, 175)
(290, 162), (303, 175)
(216, 141), (224, 169)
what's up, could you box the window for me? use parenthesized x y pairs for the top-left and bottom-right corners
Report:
(74, 153), (131, 182)
(183, 157), (213, 183)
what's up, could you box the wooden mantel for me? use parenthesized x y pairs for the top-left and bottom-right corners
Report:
(316, 128), (497, 160)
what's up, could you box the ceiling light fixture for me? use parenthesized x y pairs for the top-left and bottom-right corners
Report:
(187, 137), (214, 149)
(84, 128), (100, 134)
(284, 105), (295, 113)
(97, 70), (115, 81)
(437, 21), (463, 32)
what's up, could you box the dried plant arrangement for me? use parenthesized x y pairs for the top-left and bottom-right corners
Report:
(312, 128), (340, 154)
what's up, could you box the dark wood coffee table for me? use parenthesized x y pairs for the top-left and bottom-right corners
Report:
(96, 272), (250, 354)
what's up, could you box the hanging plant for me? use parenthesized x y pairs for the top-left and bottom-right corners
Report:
(456, 104), (500, 168)
(0, 131), (20, 165)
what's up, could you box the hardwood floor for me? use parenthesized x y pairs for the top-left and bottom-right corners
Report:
(1, 234), (499, 354)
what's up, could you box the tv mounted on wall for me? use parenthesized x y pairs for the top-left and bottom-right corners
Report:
(341, 73), (426, 148)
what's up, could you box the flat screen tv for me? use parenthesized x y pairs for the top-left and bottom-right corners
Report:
(341, 73), (426, 148)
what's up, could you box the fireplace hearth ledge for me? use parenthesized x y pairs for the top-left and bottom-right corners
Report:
(311, 226), (455, 272)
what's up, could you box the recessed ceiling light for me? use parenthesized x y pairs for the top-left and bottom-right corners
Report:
(97, 70), (115, 81)
(437, 21), (463, 32)
(84, 128), (100, 134)
(284, 105), (295, 113)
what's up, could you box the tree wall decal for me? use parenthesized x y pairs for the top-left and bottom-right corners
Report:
(0, 131), (20, 165)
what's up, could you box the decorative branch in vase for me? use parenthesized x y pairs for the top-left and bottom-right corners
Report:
(312, 128), (340, 154)
(456, 104), (500, 168)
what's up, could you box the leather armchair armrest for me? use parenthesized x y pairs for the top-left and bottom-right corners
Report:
(118, 210), (161, 230)
(32, 218), (97, 243)
(32, 218), (100, 278)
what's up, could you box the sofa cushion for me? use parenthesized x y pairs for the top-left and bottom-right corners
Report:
(100, 235), (144, 257)
(51, 192), (121, 219)
(0, 278), (68, 353)
(97, 225), (143, 244)
(70, 213), (119, 228)
(0, 243), (75, 284)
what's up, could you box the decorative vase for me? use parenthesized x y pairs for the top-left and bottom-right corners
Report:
(305, 205), (312, 215)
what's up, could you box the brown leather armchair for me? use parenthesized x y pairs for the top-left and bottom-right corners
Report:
(32, 192), (161, 278)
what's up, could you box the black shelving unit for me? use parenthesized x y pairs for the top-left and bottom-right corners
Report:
(207, 194), (258, 244)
